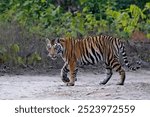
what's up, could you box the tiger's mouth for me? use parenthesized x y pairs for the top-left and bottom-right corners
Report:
(47, 53), (57, 60)
(51, 56), (57, 60)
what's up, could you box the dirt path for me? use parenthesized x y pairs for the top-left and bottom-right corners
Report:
(0, 70), (150, 100)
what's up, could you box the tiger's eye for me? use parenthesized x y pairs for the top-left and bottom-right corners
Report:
(54, 44), (57, 49)
(47, 44), (51, 49)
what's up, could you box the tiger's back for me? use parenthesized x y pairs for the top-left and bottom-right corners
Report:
(62, 36), (115, 63)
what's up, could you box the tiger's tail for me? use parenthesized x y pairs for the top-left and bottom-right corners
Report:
(120, 43), (141, 71)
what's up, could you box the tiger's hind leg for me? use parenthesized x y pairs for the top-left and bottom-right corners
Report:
(116, 68), (125, 85)
(61, 63), (70, 83)
(111, 58), (126, 85)
(99, 66), (113, 85)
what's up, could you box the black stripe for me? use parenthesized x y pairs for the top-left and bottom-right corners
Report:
(122, 52), (126, 56)
(82, 55), (89, 64)
(82, 43), (90, 64)
(64, 66), (69, 72)
(116, 65), (121, 72)
(112, 62), (120, 69)
(95, 51), (102, 60)
(91, 46), (99, 62)
(89, 53), (95, 64)
(124, 60), (128, 63)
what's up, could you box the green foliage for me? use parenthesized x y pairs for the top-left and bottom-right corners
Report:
(106, 3), (150, 38)
(10, 44), (22, 65)
(10, 44), (20, 53)
(0, 0), (149, 39)
(28, 52), (42, 65)
(0, 0), (150, 68)
(0, 43), (41, 66)
(0, 45), (9, 62)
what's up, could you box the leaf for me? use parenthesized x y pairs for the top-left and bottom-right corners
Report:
(145, 2), (150, 9)
(41, 0), (46, 3)
(147, 33), (150, 39)
(83, 7), (89, 12)
(33, 52), (42, 61)
(17, 57), (24, 64)
(124, 26), (134, 34)
(35, 54), (42, 61)
(79, 0), (88, 5)
(23, 1), (32, 6)
(11, 44), (20, 53)
(0, 45), (7, 53)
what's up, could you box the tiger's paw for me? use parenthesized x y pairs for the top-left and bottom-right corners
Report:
(99, 83), (106, 85)
(62, 77), (70, 83)
(99, 81), (107, 85)
(116, 82), (124, 85)
(66, 82), (75, 86)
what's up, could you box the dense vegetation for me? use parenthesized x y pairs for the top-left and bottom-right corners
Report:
(0, 0), (150, 69)
(1, 0), (150, 38)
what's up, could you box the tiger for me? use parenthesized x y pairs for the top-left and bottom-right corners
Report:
(46, 35), (140, 86)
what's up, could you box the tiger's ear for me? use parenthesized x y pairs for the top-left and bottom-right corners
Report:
(59, 38), (65, 43)
(46, 38), (50, 44)
(55, 38), (60, 43)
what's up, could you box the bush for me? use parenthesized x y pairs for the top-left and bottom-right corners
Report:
(0, 0), (150, 68)
(0, 0), (149, 39)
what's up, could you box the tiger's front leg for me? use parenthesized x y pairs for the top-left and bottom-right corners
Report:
(67, 61), (77, 86)
(61, 63), (70, 83)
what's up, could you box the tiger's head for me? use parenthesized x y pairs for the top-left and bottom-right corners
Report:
(46, 38), (63, 60)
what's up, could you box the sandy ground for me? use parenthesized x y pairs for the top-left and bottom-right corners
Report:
(0, 69), (150, 100)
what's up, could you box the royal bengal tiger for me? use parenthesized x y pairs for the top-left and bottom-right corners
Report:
(46, 35), (140, 86)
